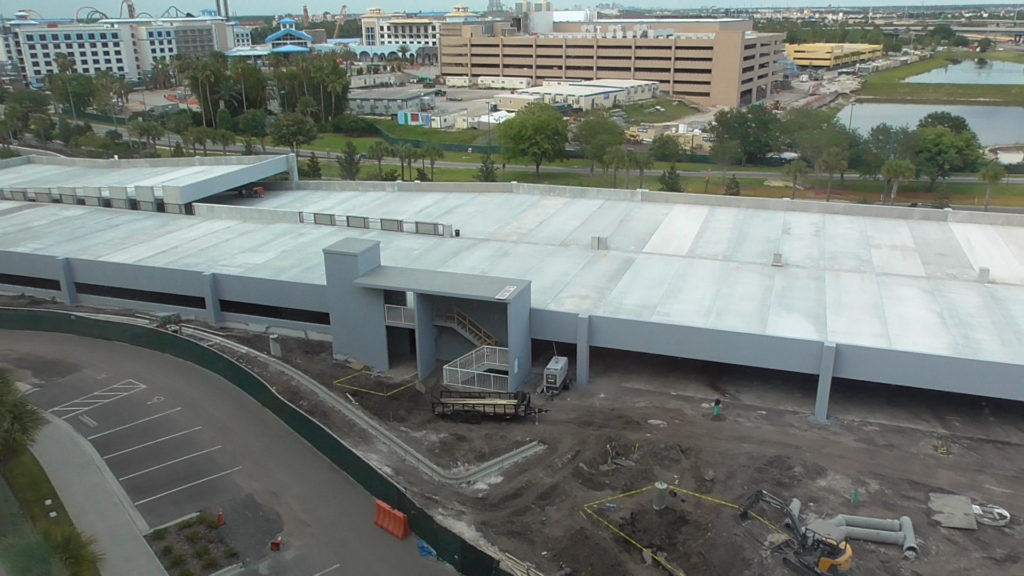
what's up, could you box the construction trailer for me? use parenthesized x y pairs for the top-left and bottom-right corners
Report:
(431, 390), (539, 423)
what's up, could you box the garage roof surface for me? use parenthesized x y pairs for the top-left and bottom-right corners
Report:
(1, 185), (1022, 365)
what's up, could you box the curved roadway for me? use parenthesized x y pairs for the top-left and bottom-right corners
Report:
(0, 331), (453, 576)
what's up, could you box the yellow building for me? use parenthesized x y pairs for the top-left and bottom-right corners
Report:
(785, 43), (883, 68)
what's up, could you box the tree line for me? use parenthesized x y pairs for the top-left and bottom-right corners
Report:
(700, 106), (1004, 206)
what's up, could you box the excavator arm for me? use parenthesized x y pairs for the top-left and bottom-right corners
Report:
(738, 490), (853, 576)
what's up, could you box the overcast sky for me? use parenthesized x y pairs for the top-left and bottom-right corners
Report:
(8, 1), (1019, 21)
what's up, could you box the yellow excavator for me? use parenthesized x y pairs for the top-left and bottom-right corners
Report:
(739, 490), (854, 575)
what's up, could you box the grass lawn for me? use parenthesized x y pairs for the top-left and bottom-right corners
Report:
(859, 51), (1024, 105)
(2, 449), (102, 576)
(369, 118), (481, 146)
(618, 97), (699, 124)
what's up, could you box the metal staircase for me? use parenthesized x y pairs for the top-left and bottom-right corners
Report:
(435, 307), (499, 347)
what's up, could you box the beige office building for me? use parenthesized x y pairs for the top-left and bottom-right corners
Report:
(439, 18), (784, 107)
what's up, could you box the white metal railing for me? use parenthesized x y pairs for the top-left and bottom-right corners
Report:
(384, 304), (416, 326)
(442, 346), (510, 392)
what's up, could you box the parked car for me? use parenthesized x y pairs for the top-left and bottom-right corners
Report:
(446, 95), (463, 101)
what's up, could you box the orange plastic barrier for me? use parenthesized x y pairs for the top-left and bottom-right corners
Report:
(374, 500), (411, 540)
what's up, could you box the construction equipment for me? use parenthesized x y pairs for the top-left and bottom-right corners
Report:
(432, 390), (545, 424)
(333, 5), (350, 38)
(739, 489), (853, 576)
(542, 356), (572, 397)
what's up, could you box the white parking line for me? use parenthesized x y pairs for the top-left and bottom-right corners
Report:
(102, 426), (202, 459)
(133, 466), (242, 506)
(48, 379), (146, 419)
(118, 446), (222, 481)
(87, 407), (182, 440)
(311, 564), (342, 576)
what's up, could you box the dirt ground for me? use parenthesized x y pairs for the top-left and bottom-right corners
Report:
(3, 295), (1022, 576)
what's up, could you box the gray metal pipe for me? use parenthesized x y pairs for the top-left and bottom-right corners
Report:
(831, 514), (901, 531)
(899, 516), (917, 556)
(842, 526), (905, 545)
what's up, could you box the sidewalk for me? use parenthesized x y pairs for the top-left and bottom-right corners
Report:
(30, 415), (167, 576)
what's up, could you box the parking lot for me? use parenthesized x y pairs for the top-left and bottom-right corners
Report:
(1, 331), (452, 576)
(431, 86), (504, 116)
(31, 374), (244, 529)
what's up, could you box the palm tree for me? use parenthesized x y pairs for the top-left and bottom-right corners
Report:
(367, 140), (388, 180)
(783, 159), (809, 200)
(605, 146), (628, 188)
(977, 161), (1006, 212)
(423, 143), (444, 181)
(0, 371), (44, 463)
(880, 159), (916, 204)
(816, 147), (848, 203)
(631, 150), (653, 189)
(396, 144), (412, 180)
(326, 73), (347, 122)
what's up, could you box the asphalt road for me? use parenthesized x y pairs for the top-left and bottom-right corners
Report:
(0, 331), (453, 576)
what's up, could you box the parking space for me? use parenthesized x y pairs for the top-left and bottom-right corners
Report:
(35, 377), (242, 528)
(3, 331), (452, 576)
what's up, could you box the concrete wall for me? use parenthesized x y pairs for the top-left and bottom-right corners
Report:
(195, 203), (301, 224)
(322, 239), (389, 370)
(506, 284), (532, 390)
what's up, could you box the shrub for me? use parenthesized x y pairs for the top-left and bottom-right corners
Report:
(160, 544), (174, 557)
(202, 556), (222, 570)
(224, 547), (239, 559)
(150, 528), (167, 541)
(184, 529), (201, 545)
(169, 553), (186, 568)
(194, 544), (211, 559)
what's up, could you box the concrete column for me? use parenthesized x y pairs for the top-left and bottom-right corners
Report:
(413, 292), (437, 381)
(505, 285), (533, 391)
(203, 272), (221, 325)
(814, 341), (837, 422)
(288, 153), (299, 182)
(57, 256), (77, 304)
(576, 313), (590, 387)
(323, 238), (388, 371)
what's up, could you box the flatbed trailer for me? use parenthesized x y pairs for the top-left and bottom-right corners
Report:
(432, 390), (540, 423)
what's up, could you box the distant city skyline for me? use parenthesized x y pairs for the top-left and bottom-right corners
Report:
(7, 0), (1024, 21)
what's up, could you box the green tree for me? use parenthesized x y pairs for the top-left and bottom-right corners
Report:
(270, 113), (317, 152)
(917, 111), (972, 135)
(977, 37), (993, 52)
(913, 126), (982, 191)
(575, 114), (624, 173)
(336, 140), (362, 180)
(658, 163), (683, 192)
(978, 161), (1006, 212)
(216, 108), (235, 132)
(630, 150), (653, 189)
(710, 105), (780, 164)
(499, 103), (568, 174)
(214, 129), (236, 155)
(649, 133), (681, 162)
(783, 159), (809, 200)
(303, 151), (323, 179)
(367, 140), (388, 180)
(880, 159), (916, 204)
(476, 153), (499, 182)
(423, 143), (444, 182)
(604, 146), (628, 188)
(0, 370), (44, 463)
(817, 147), (848, 202)
(710, 139), (742, 188)
(29, 115), (55, 147)
(724, 175), (741, 196)
(236, 110), (269, 152)
(186, 126), (217, 156)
